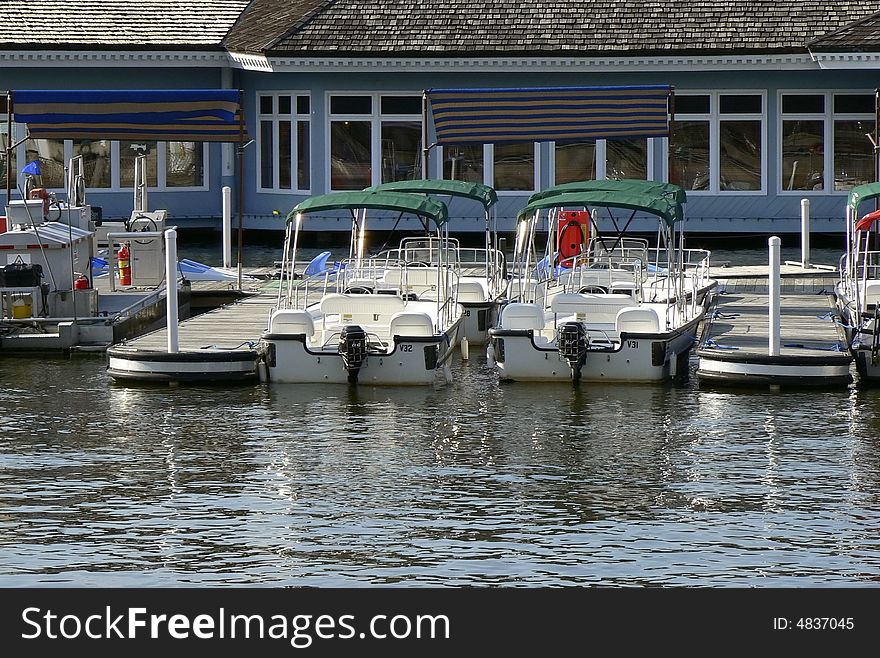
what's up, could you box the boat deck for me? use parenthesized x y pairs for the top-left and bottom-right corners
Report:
(696, 266), (852, 388)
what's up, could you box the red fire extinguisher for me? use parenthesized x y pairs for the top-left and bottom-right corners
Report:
(118, 242), (132, 286)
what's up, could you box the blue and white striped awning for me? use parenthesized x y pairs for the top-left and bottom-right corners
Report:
(12, 89), (247, 142)
(426, 85), (672, 145)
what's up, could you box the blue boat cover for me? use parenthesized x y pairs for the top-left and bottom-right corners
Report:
(13, 89), (247, 142)
(426, 85), (672, 145)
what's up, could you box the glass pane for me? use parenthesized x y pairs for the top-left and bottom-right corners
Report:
(380, 96), (421, 115)
(720, 95), (762, 114)
(165, 142), (204, 188)
(782, 95), (824, 114)
(606, 138), (647, 180)
(278, 121), (292, 189)
(278, 95), (291, 115)
(719, 121), (761, 191)
(330, 96), (372, 115)
(1, 129), (17, 190)
(781, 120), (823, 191)
(297, 121), (310, 190)
(834, 119), (875, 191)
(260, 120), (274, 189)
(554, 142), (596, 184)
(330, 120), (371, 190)
(380, 121), (421, 183)
(73, 140), (112, 188)
(493, 142), (534, 191)
(670, 122), (710, 190)
(296, 96), (310, 115)
(119, 141), (158, 188)
(675, 95), (710, 115)
(834, 94), (874, 115)
(443, 145), (483, 183)
(24, 138), (65, 189)
(260, 95), (273, 115)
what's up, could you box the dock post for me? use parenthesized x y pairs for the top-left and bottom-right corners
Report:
(222, 186), (232, 269)
(769, 236), (781, 356)
(800, 198), (810, 268)
(165, 228), (179, 354)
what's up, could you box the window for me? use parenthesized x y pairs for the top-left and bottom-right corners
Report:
(670, 95), (710, 191)
(258, 92), (311, 192)
(0, 125), (15, 190)
(554, 142), (596, 184)
(493, 142), (536, 191)
(24, 138), (65, 189)
(74, 140), (112, 188)
(832, 94), (874, 192)
(328, 93), (422, 191)
(443, 144), (484, 183)
(606, 138), (648, 180)
(166, 142), (204, 188)
(667, 92), (765, 193)
(719, 94), (763, 191)
(777, 91), (875, 193)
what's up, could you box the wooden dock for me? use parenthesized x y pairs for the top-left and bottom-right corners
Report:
(696, 266), (853, 388)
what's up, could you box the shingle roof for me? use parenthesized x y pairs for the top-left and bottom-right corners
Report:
(0, 1), (251, 48)
(224, 0), (880, 56)
(807, 10), (880, 52)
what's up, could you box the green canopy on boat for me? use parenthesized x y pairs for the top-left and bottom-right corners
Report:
(516, 189), (682, 227)
(288, 191), (449, 226)
(366, 179), (497, 211)
(847, 182), (880, 214)
(528, 179), (687, 206)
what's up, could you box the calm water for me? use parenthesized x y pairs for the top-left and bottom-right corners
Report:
(1, 348), (879, 587)
(2, 236), (877, 587)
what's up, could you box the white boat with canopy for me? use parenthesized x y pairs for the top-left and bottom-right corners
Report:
(835, 181), (880, 382)
(365, 179), (507, 345)
(489, 180), (714, 384)
(261, 190), (463, 385)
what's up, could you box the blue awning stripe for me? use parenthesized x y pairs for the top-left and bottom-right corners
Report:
(13, 89), (247, 143)
(426, 85), (671, 145)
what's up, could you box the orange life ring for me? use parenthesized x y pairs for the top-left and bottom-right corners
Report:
(556, 210), (591, 268)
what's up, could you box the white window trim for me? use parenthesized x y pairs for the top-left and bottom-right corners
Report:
(257, 90), (312, 194)
(10, 128), (209, 193)
(777, 89), (875, 196)
(326, 91), (423, 193)
(663, 90), (767, 195)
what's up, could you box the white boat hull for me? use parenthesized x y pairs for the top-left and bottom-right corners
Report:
(459, 300), (500, 346)
(490, 318), (699, 383)
(262, 319), (461, 385)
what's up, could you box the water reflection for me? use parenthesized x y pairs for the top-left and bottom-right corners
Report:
(0, 354), (878, 585)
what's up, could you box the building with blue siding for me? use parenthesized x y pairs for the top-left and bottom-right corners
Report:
(3, 1), (880, 235)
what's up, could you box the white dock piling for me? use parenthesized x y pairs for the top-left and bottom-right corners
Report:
(222, 186), (232, 269)
(165, 228), (179, 354)
(461, 336), (469, 360)
(800, 198), (810, 268)
(769, 236), (781, 357)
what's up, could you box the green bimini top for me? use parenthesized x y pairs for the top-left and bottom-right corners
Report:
(528, 179), (687, 206)
(288, 191), (449, 227)
(516, 189), (683, 227)
(366, 179), (498, 211)
(847, 182), (880, 214)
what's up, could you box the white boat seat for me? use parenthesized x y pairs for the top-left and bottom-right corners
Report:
(269, 309), (315, 336)
(616, 306), (661, 334)
(383, 267), (442, 291)
(550, 293), (635, 325)
(457, 280), (488, 303)
(390, 311), (435, 337)
(861, 281), (880, 307)
(500, 303), (545, 330)
(319, 293), (405, 324)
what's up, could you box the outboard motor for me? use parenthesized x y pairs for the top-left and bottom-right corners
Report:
(339, 325), (368, 384)
(557, 321), (589, 384)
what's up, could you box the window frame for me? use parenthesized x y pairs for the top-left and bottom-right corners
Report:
(257, 91), (312, 194)
(325, 91), (423, 192)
